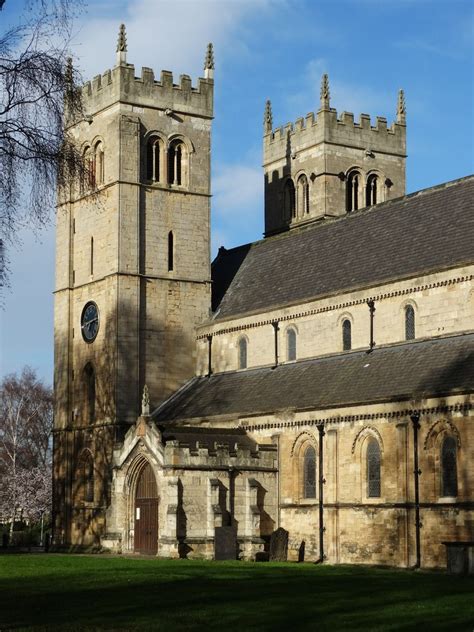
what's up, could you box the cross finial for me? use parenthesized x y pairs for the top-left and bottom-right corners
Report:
(204, 43), (214, 79)
(116, 23), (127, 65)
(320, 73), (330, 110)
(141, 384), (150, 416)
(397, 89), (406, 124)
(264, 99), (273, 134)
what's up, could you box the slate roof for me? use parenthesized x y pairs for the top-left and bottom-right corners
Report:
(212, 176), (474, 320)
(155, 334), (474, 423)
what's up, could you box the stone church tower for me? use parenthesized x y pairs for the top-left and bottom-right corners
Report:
(53, 26), (214, 544)
(263, 75), (406, 235)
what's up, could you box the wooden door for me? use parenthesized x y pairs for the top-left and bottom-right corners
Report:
(134, 462), (158, 555)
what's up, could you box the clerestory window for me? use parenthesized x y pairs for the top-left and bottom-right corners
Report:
(287, 328), (297, 362)
(342, 319), (352, 351)
(238, 337), (248, 369)
(405, 305), (415, 341)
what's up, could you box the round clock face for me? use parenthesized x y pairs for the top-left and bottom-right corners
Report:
(81, 302), (99, 342)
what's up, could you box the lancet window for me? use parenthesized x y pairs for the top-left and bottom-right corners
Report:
(366, 439), (381, 498)
(303, 445), (317, 499)
(287, 328), (297, 362)
(405, 305), (415, 341)
(441, 436), (458, 497)
(238, 337), (248, 369)
(83, 363), (95, 424)
(342, 319), (352, 351)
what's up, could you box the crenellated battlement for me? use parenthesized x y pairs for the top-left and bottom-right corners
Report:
(264, 106), (406, 167)
(70, 24), (214, 121)
(163, 431), (277, 469)
(262, 74), (407, 234)
(79, 62), (214, 119)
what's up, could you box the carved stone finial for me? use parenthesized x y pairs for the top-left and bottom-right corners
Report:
(141, 384), (150, 416)
(204, 43), (214, 79)
(264, 99), (273, 134)
(397, 89), (406, 124)
(320, 73), (330, 110)
(116, 23), (127, 65)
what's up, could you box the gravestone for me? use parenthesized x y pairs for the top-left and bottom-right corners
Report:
(214, 526), (237, 560)
(269, 527), (289, 562)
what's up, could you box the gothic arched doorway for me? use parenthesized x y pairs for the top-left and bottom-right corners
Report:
(134, 462), (158, 555)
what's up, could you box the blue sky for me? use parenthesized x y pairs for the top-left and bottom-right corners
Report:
(1, 0), (473, 385)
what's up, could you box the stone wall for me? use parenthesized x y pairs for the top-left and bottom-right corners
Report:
(196, 265), (474, 375)
(242, 394), (474, 567)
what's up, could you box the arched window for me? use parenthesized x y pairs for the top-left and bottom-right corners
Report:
(83, 363), (95, 424)
(297, 174), (309, 216)
(441, 436), (457, 497)
(168, 139), (187, 186)
(168, 231), (174, 271)
(94, 141), (104, 186)
(238, 337), (247, 369)
(283, 179), (296, 220)
(405, 305), (415, 341)
(346, 171), (360, 212)
(78, 451), (94, 503)
(366, 174), (378, 206)
(146, 136), (162, 182)
(342, 319), (352, 351)
(367, 439), (381, 498)
(287, 328), (297, 361)
(303, 445), (316, 499)
(81, 146), (92, 193)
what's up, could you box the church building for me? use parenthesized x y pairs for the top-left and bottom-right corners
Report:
(52, 25), (474, 568)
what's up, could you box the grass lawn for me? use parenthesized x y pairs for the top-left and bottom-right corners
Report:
(0, 555), (473, 631)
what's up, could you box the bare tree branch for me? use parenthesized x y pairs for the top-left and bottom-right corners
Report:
(0, 0), (85, 291)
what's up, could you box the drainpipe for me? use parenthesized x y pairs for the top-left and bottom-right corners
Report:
(271, 321), (279, 368)
(207, 334), (212, 377)
(411, 412), (422, 568)
(317, 424), (326, 563)
(367, 299), (376, 353)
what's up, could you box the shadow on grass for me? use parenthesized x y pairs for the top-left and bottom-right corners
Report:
(0, 555), (473, 631)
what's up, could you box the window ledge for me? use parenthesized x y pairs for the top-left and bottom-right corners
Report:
(437, 497), (458, 503)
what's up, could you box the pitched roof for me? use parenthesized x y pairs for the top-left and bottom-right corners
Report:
(155, 334), (474, 423)
(212, 176), (474, 321)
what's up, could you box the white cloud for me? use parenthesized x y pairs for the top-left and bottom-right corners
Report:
(72, 0), (271, 81)
(212, 163), (263, 250)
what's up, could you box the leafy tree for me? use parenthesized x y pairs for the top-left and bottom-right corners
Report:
(0, 367), (53, 536)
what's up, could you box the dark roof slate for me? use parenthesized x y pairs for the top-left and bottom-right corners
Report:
(155, 334), (474, 422)
(212, 176), (474, 320)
